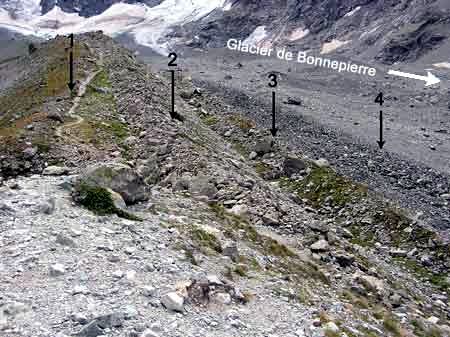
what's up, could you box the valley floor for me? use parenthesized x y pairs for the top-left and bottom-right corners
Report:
(142, 48), (450, 234)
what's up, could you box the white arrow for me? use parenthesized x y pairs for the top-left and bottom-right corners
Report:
(388, 69), (441, 86)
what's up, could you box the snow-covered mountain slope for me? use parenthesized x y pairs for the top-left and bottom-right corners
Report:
(0, 0), (41, 20)
(0, 0), (230, 53)
(0, 0), (449, 64)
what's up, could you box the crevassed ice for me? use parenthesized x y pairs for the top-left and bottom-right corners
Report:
(0, 0), (41, 20)
(133, 0), (228, 53)
(0, 0), (229, 54)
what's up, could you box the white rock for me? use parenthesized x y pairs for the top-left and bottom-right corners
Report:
(141, 286), (156, 297)
(161, 292), (184, 312)
(427, 316), (439, 324)
(49, 263), (65, 276)
(42, 166), (69, 176)
(354, 274), (385, 296)
(315, 158), (330, 167)
(72, 285), (89, 295)
(207, 274), (223, 285)
(441, 193), (450, 200)
(310, 239), (329, 252)
(229, 204), (249, 218)
(124, 246), (136, 255)
(215, 292), (232, 305)
(249, 151), (258, 160)
(71, 312), (88, 324)
(140, 329), (159, 337)
(70, 228), (82, 237)
(126, 270), (137, 281)
(149, 322), (162, 333)
(124, 136), (138, 147)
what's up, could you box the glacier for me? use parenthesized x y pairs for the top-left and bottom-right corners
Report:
(0, 0), (229, 53)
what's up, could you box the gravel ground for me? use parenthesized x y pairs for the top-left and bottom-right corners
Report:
(0, 175), (320, 337)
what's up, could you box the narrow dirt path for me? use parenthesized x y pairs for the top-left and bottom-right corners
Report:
(56, 52), (104, 138)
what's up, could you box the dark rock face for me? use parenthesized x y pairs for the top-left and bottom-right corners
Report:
(183, 0), (450, 64)
(40, 0), (164, 17)
(376, 9), (449, 64)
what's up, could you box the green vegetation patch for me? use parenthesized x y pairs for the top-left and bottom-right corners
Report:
(412, 319), (443, 337)
(190, 226), (223, 254)
(254, 161), (272, 176)
(209, 202), (328, 283)
(90, 69), (111, 89)
(393, 256), (449, 292)
(69, 117), (129, 147)
(76, 183), (141, 221)
(382, 314), (402, 337)
(74, 69), (132, 152)
(229, 114), (255, 131)
(232, 141), (249, 157)
(80, 70), (116, 114)
(200, 115), (219, 126)
(103, 121), (129, 141)
(0, 41), (87, 129)
(280, 166), (368, 208)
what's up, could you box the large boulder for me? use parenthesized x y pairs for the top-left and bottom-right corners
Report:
(188, 175), (218, 199)
(74, 163), (149, 205)
(253, 137), (274, 156)
(136, 157), (160, 185)
(282, 156), (307, 177)
(42, 165), (70, 176)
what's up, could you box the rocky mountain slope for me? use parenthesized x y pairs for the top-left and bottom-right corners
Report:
(185, 0), (450, 65)
(1, 32), (450, 337)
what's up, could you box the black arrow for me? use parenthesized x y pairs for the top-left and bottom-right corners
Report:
(167, 69), (184, 121)
(377, 110), (385, 149)
(170, 69), (175, 118)
(270, 91), (278, 136)
(67, 34), (75, 91)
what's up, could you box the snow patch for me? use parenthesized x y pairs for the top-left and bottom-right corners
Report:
(223, 2), (233, 11)
(433, 62), (450, 69)
(1, 0), (41, 20)
(344, 6), (361, 17)
(0, 8), (36, 35)
(243, 26), (268, 46)
(132, 0), (228, 53)
(321, 39), (351, 54)
(20, 0), (41, 19)
(0, 0), (229, 54)
(32, 6), (84, 30)
(288, 27), (309, 41)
